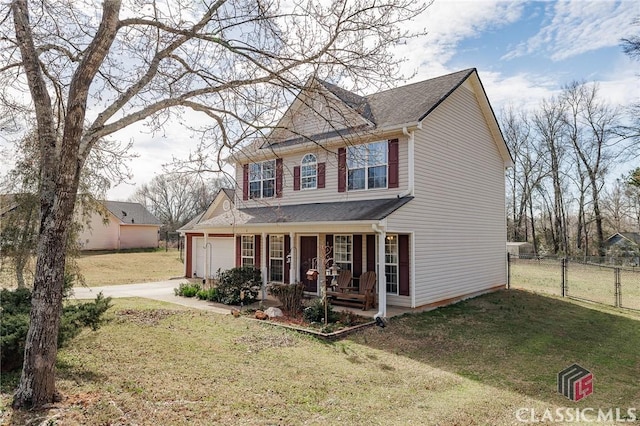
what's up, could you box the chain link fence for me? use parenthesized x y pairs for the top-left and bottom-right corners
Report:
(508, 254), (640, 311)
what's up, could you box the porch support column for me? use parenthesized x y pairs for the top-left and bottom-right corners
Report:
(318, 233), (326, 297)
(289, 231), (296, 284)
(261, 231), (268, 300)
(203, 232), (209, 281)
(373, 223), (387, 318)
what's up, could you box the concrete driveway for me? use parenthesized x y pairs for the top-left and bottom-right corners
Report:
(72, 279), (234, 315)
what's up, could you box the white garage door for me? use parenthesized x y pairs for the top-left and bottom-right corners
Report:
(209, 237), (235, 276)
(192, 237), (235, 279)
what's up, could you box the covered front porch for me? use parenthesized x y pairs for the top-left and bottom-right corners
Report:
(183, 196), (414, 318)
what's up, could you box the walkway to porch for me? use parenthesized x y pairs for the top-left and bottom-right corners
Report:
(73, 279), (414, 319)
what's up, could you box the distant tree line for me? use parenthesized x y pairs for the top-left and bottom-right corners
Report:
(502, 81), (639, 258)
(128, 173), (232, 234)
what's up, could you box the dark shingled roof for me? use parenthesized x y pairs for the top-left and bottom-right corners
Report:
(196, 197), (413, 227)
(267, 69), (475, 148)
(104, 201), (162, 225)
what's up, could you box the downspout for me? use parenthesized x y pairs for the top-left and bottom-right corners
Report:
(261, 231), (268, 300)
(372, 222), (387, 319)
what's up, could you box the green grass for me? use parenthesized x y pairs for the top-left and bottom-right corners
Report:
(1, 250), (184, 289)
(2, 290), (638, 425)
(510, 259), (640, 310)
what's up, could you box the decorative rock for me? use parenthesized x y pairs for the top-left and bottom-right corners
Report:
(255, 310), (268, 320)
(264, 307), (283, 318)
(231, 308), (241, 317)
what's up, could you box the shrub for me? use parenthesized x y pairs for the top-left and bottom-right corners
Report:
(303, 298), (338, 324)
(196, 288), (218, 301)
(268, 282), (304, 314)
(174, 282), (201, 297)
(214, 266), (261, 305)
(0, 287), (112, 372)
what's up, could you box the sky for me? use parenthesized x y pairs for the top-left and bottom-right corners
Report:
(4, 0), (639, 200)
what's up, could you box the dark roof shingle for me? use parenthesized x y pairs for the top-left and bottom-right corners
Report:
(196, 197), (412, 228)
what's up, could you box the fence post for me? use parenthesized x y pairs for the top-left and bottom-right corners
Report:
(615, 268), (621, 308)
(561, 257), (567, 297)
(507, 253), (511, 289)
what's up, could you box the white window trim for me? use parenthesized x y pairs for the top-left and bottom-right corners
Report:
(301, 153), (317, 190)
(385, 234), (399, 295)
(249, 160), (276, 199)
(347, 141), (388, 191)
(269, 234), (285, 283)
(333, 234), (353, 272)
(241, 235), (255, 267)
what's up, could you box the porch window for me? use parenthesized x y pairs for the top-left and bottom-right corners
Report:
(269, 235), (284, 282)
(241, 235), (254, 267)
(249, 160), (275, 199)
(347, 141), (387, 190)
(301, 154), (317, 189)
(385, 234), (399, 294)
(333, 235), (352, 272)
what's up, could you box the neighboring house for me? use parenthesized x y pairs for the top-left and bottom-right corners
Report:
(78, 201), (162, 250)
(605, 232), (640, 265)
(507, 242), (535, 258)
(179, 68), (512, 316)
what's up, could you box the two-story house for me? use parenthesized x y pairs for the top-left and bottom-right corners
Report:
(178, 68), (513, 317)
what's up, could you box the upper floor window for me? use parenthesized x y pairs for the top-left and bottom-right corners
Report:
(249, 160), (275, 198)
(347, 141), (387, 190)
(301, 154), (317, 190)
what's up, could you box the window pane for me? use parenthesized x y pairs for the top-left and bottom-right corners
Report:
(368, 165), (387, 189)
(301, 162), (317, 189)
(347, 145), (366, 169)
(302, 154), (316, 165)
(249, 163), (261, 181)
(249, 182), (261, 199)
(270, 259), (283, 282)
(348, 169), (365, 190)
(386, 265), (398, 293)
(385, 235), (398, 294)
(263, 179), (275, 197)
(262, 161), (275, 179)
(368, 142), (387, 166)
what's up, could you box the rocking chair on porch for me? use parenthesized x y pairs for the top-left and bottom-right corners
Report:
(328, 271), (377, 311)
(326, 270), (352, 297)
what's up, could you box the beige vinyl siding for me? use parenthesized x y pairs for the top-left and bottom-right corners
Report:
(119, 225), (160, 249)
(77, 211), (120, 250)
(268, 91), (370, 144)
(236, 135), (410, 207)
(387, 85), (507, 308)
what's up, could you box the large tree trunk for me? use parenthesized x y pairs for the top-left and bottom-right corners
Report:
(11, 0), (121, 408)
(12, 169), (80, 408)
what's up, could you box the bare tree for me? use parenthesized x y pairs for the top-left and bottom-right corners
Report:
(562, 82), (622, 257)
(501, 108), (546, 252)
(533, 97), (569, 255)
(2, 0), (429, 408)
(130, 173), (230, 232)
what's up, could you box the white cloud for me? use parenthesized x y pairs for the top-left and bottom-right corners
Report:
(505, 0), (639, 61)
(396, 0), (526, 79)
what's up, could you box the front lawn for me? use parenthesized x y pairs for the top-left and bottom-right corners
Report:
(1, 290), (638, 425)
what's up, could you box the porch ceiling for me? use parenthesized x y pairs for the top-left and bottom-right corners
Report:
(194, 196), (413, 229)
